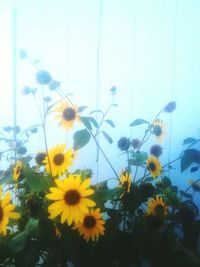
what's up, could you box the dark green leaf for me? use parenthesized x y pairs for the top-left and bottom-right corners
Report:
(179, 190), (193, 199)
(87, 116), (99, 128)
(25, 172), (51, 193)
(181, 152), (194, 172)
(80, 117), (92, 130)
(129, 151), (148, 166)
(102, 131), (113, 144)
(190, 166), (199, 173)
(183, 137), (197, 146)
(78, 106), (88, 112)
(129, 119), (149, 127)
(90, 109), (104, 115)
(8, 231), (27, 254)
(25, 218), (39, 236)
(105, 119), (115, 128)
(73, 129), (91, 150)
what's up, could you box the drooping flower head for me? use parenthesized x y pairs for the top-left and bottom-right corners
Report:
(119, 171), (131, 193)
(46, 174), (96, 225)
(146, 156), (162, 178)
(131, 138), (140, 149)
(164, 101), (176, 113)
(36, 70), (52, 85)
(152, 119), (166, 143)
(73, 208), (105, 242)
(0, 186), (20, 235)
(147, 195), (168, 217)
(117, 137), (130, 151)
(43, 144), (75, 177)
(54, 101), (80, 130)
(35, 152), (47, 166)
(13, 160), (22, 182)
(150, 144), (163, 158)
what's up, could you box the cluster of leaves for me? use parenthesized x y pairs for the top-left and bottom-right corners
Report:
(0, 50), (199, 267)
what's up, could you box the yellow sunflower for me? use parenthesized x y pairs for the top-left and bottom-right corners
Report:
(54, 100), (80, 129)
(119, 171), (131, 193)
(152, 119), (167, 143)
(13, 160), (22, 181)
(147, 195), (168, 217)
(0, 186), (20, 235)
(43, 144), (75, 177)
(46, 174), (96, 225)
(146, 155), (162, 178)
(73, 208), (105, 242)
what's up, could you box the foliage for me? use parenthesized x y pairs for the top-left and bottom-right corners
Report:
(0, 50), (199, 267)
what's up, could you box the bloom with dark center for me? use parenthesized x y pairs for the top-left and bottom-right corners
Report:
(35, 152), (47, 165)
(150, 144), (163, 157)
(147, 195), (168, 217)
(46, 175), (96, 225)
(146, 156), (162, 178)
(73, 208), (105, 242)
(13, 160), (23, 181)
(131, 138), (140, 149)
(164, 101), (176, 113)
(36, 70), (51, 85)
(0, 186), (20, 235)
(43, 144), (76, 177)
(54, 101), (80, 129)
(152, 119), (167, 143)
(139, 183), (155, 200)
(117, 137), (130, 151)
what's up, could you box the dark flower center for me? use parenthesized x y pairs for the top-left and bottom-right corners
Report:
(35, 152), (46, 165)
(63, 107), (76, 121)
(0, 206), (3, 222)
(155, 204), (164, 215)
(64, 190), (80, 205)
(148, 162), (156, 171)
(83, 215), (96, 229)
(153, 126), (162, 136)
(53, 153), (65, 165)
(16, 166), (21, 175)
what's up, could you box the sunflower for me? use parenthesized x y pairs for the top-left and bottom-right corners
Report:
(43, 144), (75, 177)
(152, 119), (167, 143)
(119, 171), (131, 193)
(146, 155), (162, 178)
(73, 208), (105, 242)
(54, 100), (80, 129)
(13, 160), (22, 181)
(147, 195), (168, 217)
(0, 186), (20, 235)
(46, 174), (96, 225)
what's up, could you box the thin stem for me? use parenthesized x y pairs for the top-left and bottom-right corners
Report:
(87, 128), (119, 180)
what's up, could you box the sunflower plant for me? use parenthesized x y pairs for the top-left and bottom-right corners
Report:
(0, 50), (199, 267)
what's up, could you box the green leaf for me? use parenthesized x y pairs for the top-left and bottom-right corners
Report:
(80, 117), (92, 130)
(129, 151), (148, 166)
(25, 172), (51, 193)
(87, 116), (99, 128)
(181, 153), (193, 173)
(105, 119), (115, 128)
(78, 106), (88, 112)
(183, 137), (197, 146)
(90, 109), (104, 115)
(179, 190), (193, 199)
(8, 231), (27, 254)
(73, 129), (91, 150)
(102, 131), (113, 144)
(25, 218), (39, 236)
(129, 119), (149, 127)
(181, 149), (200, 172)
